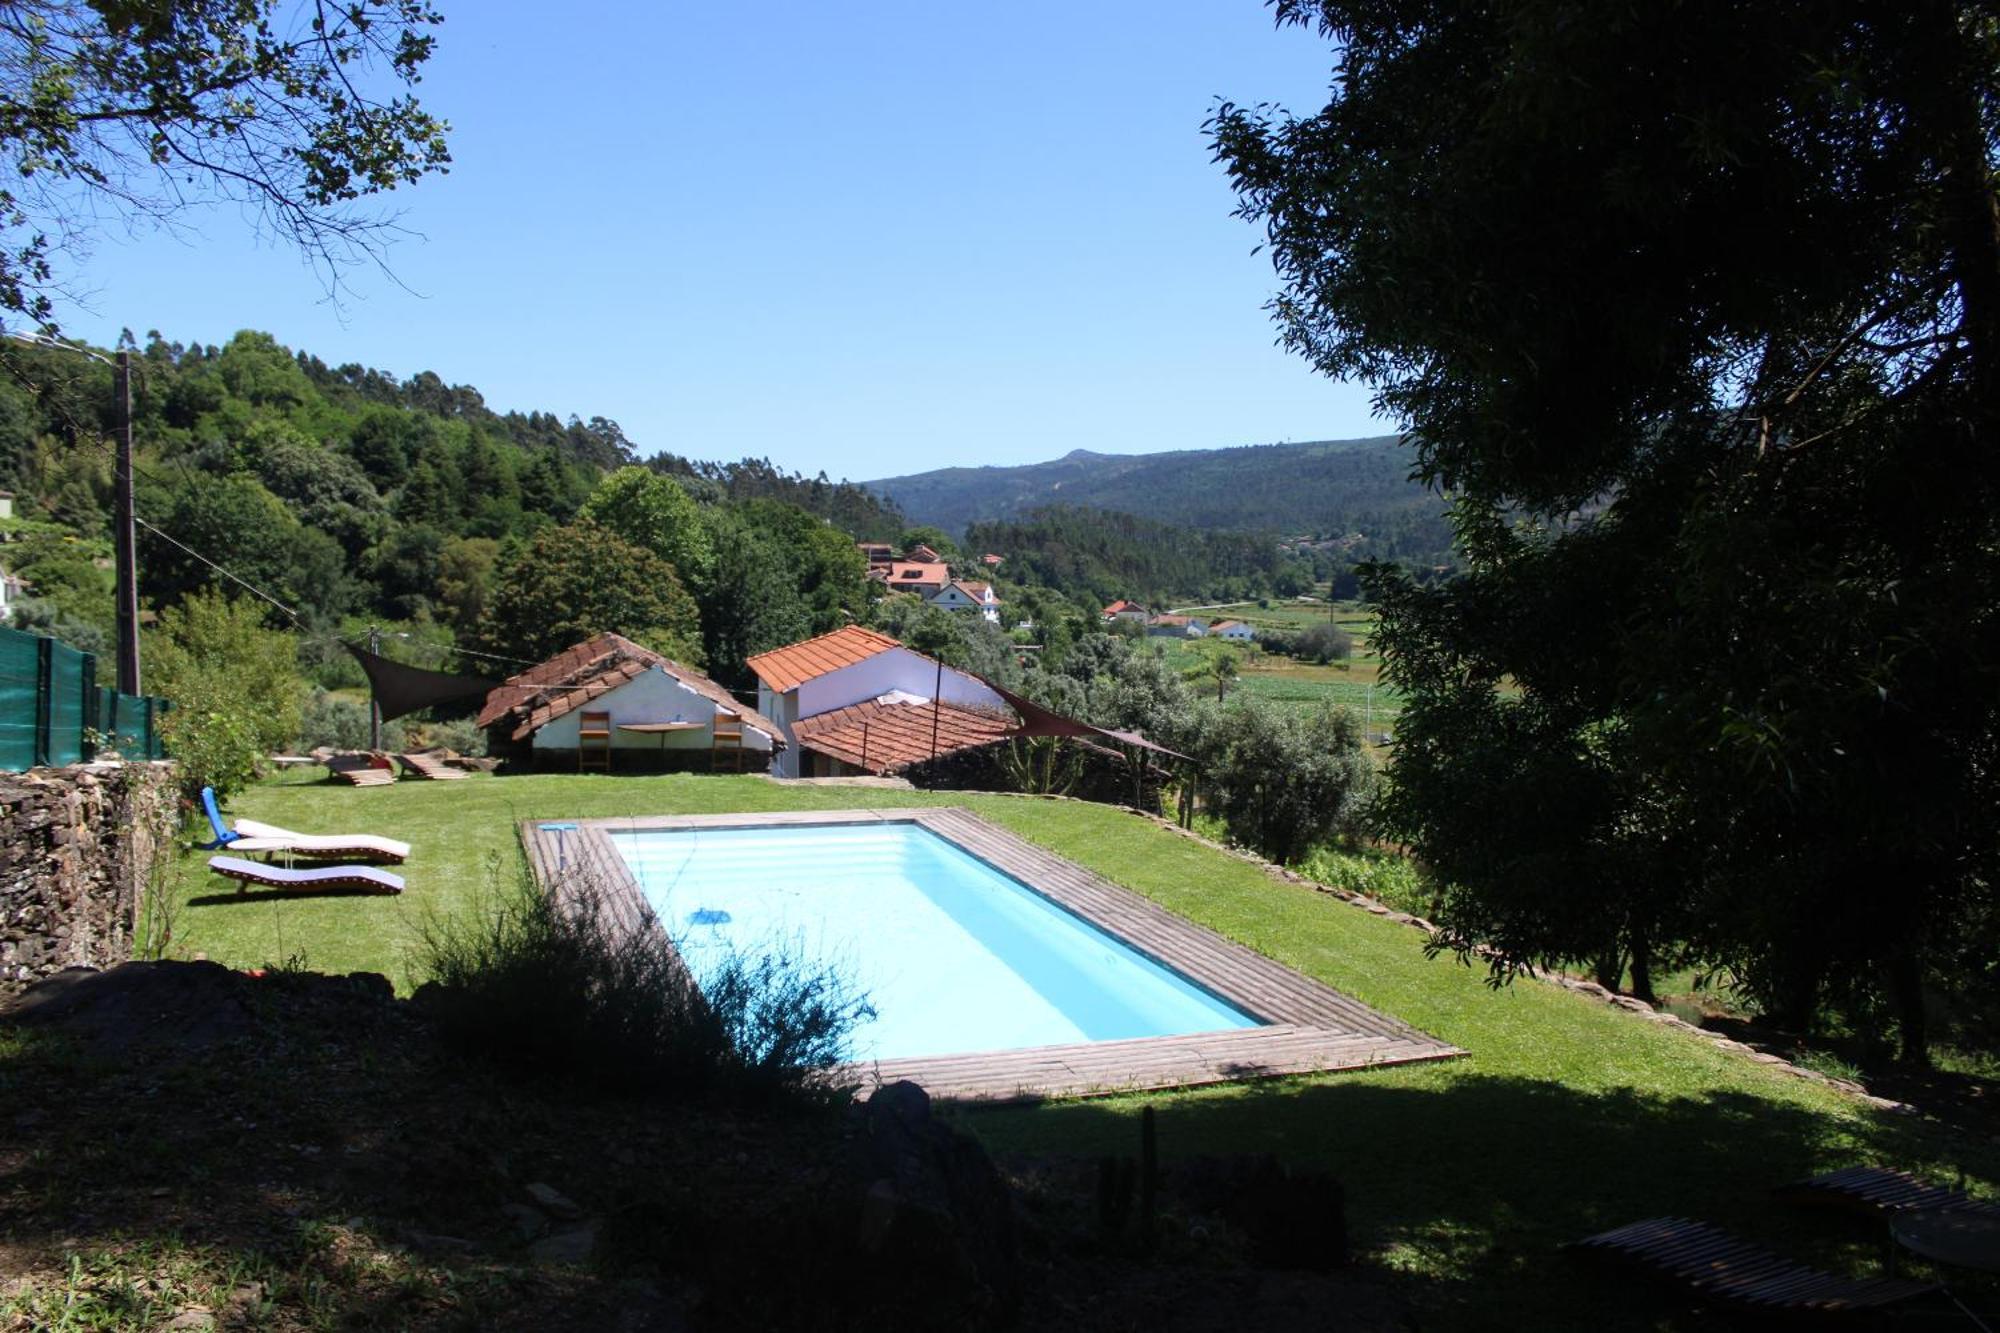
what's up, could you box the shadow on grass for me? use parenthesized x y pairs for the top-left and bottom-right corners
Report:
(186, 887), (402, 905)
(966, 1071), (2000, 1331)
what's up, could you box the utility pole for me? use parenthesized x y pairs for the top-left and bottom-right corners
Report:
(112, 350), (140, 696)
(368, 624), (382, 751)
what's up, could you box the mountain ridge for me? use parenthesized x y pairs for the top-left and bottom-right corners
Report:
(866, 434), (1444, 545)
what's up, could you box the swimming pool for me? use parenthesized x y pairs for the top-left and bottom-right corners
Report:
(609, 821), (1260, 1061)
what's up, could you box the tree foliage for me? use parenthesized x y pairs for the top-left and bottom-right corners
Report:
(475, 519), (700, 665)
(144, 590), (304, 799)
(0, 0), (451, 323)
(1215, 0), (2000, 1056)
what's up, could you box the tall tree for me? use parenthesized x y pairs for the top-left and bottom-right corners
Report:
(474, 519), (700, 665)
(1213, 0), (2000, 1057)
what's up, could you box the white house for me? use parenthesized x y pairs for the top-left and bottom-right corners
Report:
(883, 560), (951, 596)
(478, 633), (781, 768)
(1146, 614), (1205, 639)
(1101, 600), (1148, 623)
(1209, 619), (1256, 642)
(0, 566), (20, 621)
(928, 579), (1001, 622)
(748, 625), (1016, 778)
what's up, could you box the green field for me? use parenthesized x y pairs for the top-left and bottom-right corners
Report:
(157, 773), (2000, 1330)
(1155, 599), (1402, 728)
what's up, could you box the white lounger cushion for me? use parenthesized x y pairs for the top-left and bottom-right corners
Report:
(231, 818), (411, 861)
(208, 855), (404, 895)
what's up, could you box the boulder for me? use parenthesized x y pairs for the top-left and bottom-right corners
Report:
(846, 1081), (1019, 1326)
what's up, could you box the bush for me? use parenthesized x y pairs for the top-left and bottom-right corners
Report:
(416, 714), (488, 756)
(1206, 699), (1374, 863)
(145, 591), (304, 801)
(1296, 622), (1355, 664)
(1295, 846), (1434, 917)
(417, 866), (873, 1105)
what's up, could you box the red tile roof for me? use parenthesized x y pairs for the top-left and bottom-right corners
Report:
(1102, 600), (1145, 616)
(885, 561), (950, 587)
(746, 624), (902, 693)
(477, 633), (782, 745)
(791, 698), (1017, 774)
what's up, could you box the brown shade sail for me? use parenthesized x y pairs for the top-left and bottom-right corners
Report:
(345, 644), (498, 723)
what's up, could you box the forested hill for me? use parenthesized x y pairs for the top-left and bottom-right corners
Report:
(867, 435), (1448, 543)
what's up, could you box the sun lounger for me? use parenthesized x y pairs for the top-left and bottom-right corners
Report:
(1775, 1165), (2000, 1219)
(208, 855), (404, 896)
(1567, 1216), (1940, 1315)
(199, 788), (411, 863)
(325, 753), (397, 786)
(397, 751), (467, 780)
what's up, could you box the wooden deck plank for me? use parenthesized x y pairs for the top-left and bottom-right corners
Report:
(521, 805), (1463, 1102)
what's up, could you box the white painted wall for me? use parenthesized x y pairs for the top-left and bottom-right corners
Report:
(531, 666), (772, 752)
(762, 647), (1005, 778)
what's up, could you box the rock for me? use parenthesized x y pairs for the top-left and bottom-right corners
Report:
(524, 1181), (583, 1219)
(528, 1221), (599, 1266)
(153, 1310), (215, 1332)
(501, 1202), (548, 1241)
(846, 1081), (1019, 1327)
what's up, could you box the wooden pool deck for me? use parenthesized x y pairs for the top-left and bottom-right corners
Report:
(521, 807), (1463, 1103)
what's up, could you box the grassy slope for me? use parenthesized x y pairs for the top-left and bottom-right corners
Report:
(168, 774), (1998, 1329)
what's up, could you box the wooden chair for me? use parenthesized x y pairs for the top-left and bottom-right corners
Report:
(710, 710), (745, 772)
(578, 710), (613, 772)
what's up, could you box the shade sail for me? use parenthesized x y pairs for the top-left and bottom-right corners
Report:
(346, 643), (499, 723)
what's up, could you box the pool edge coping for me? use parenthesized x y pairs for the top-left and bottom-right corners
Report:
(520, 807), (1464, 1104)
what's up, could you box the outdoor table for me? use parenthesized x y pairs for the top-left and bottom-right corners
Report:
(1892, 1209), (2000, 1274)
(616, 721), (707, 767)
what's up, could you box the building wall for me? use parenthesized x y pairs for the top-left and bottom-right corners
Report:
(530, 667), (773, 752)
(763, 649), (1004, 780)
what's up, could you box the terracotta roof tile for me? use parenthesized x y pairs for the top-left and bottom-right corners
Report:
(791, 698), (1017, 774)
(746, 625), (902, 693)
(478, 633), (783, 746)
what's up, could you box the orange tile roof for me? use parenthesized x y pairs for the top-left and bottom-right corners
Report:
(746, 625), (903, 693)
(792, 698), (1017, 774)
(885, 561), (950, 586)
(477, 632), (783, 745)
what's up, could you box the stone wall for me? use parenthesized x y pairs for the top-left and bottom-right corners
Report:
(0, 761), (178, 990)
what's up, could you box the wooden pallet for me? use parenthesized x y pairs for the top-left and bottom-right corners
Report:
(397, 751), (468, 780)
(1776, 1165), (2000, 1219)
(324, 753), (397, 787)
(1568, 1217), (1940, 1314)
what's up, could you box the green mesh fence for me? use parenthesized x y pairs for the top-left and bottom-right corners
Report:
(0, 624), (169, 770)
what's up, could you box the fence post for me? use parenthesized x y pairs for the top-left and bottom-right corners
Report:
(79, 652), (97, 761)
(33, 634), (52, 767)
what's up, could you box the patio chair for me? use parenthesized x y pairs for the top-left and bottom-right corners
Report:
(710, 710), (745, 772)
(207, 854), (404, 896)
(578, 710), (613, 772)
(1567, 1216), (1940, 1315)
(198, 788), (410, 863)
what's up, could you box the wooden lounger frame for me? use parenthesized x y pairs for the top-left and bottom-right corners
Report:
(1775, 1165), (2000, 1220)
(1567, 1217), (1941, 1315)
(208, 855), (404, 897)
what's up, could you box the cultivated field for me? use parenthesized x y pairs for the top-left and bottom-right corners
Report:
(1158, 598), (1401, 732)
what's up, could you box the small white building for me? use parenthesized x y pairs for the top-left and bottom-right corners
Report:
(478, 633), (781, 769)
(1101, 600), (1148, 623)
(1146, 614), (1205, 639)
(749, 625), (1015, 778)
(0, 566), (20, 621)
(928, 579), (1001, 622)
(1209, 619), (1256, 643)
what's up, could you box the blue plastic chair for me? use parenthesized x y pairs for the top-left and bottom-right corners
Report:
(199, 786), (240, 849)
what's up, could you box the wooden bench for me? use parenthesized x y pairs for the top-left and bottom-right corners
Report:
(397, 750), (468, 781)
(1776, 1166), (2000, 1220)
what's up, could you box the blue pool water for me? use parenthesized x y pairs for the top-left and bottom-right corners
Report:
(608, 822), (1260, 1061)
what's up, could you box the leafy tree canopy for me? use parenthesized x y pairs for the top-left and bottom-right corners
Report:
(475, 519), (700, 665)
(0, 0), (450, 324)
(1214, 0), (2000, 1056)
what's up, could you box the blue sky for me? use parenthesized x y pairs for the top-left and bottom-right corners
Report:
(48, 2), (1388, 479)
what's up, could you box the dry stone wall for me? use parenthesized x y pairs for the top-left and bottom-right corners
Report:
(0, 761), (177, 989)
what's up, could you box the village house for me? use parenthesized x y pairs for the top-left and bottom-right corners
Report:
(476, 632), (782, 772)
(905, 542), (943, 563)
(0, 565), (21, 622)
(1146, 614), (1206, 639)
(928, 578), (1001, 622)
(1209, 619), (1256, 642)
(883, 560), (951, 596)
(748, 625), (1017, 779)
(1101, 599), (1149, 623)
(855, 541), (895, 568)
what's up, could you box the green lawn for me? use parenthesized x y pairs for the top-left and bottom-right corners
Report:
(168, 773), (1998, 1329)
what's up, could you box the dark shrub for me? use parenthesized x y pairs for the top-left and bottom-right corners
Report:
(416, 865), (873, 1105)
